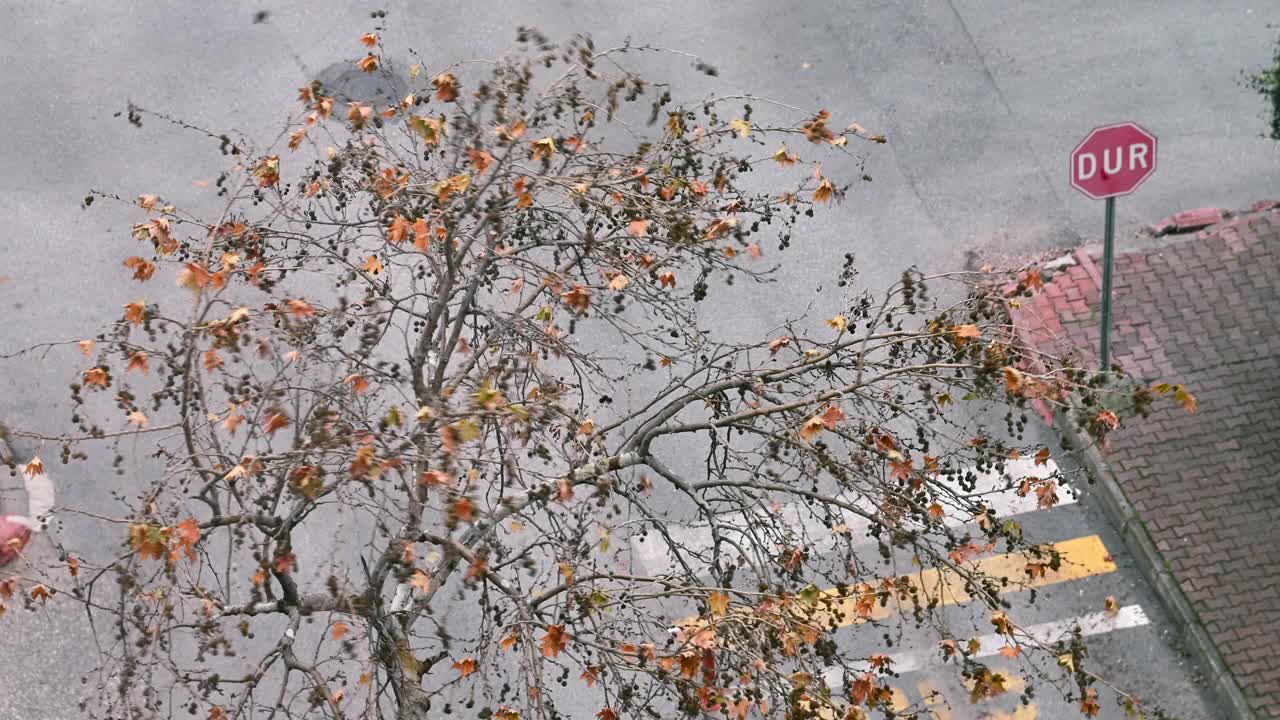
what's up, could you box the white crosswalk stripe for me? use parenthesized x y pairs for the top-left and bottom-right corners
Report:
(631, 458), (1066, 575)
(822, 604), (1151, 686)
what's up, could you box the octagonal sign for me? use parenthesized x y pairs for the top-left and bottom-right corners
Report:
(1070, 122), (1157, 199)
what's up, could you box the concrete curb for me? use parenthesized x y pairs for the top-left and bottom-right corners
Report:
(1054, 410), (1258, 720)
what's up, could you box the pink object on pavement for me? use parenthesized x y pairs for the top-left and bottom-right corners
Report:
(0, 516), (31, 566)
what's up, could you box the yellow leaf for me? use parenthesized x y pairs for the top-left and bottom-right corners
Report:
(531, 137), (557, 161)
(729, 118), (752, 138)
(127, 410), (149, 428)
(364, 256), (384, 274)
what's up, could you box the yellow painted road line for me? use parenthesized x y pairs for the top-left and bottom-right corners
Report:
(673, 535), (1116, 633)
(820, 534), (1116, 628)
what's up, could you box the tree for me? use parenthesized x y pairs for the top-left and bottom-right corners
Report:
(5, 27), (1171, 720)
(1247, 28), (1280, 140)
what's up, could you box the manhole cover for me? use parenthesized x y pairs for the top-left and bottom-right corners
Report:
(311, 60), (409, 108)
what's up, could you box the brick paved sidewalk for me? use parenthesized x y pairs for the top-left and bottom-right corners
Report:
(1010, 203), (1280, 718)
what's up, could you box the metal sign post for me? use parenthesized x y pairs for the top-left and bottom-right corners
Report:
(1100, 197), (1116, 370)
(1070, 123), (1157, 371)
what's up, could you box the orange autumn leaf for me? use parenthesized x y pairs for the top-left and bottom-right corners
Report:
(203, 349), (224, 373)
(799, 416), (825, 444)
(124, 300), (147, 326)
(347, 102), (373, 130)
(500, 631), (520, 651)
(273, 552), (297, 575)
(23, 456), (44, 478)
(998, 645), (1023, 660)
(1035, 480), (1059, 508)
(560, 284), (592, 313)
(704, 217), (737, 240)
(608, 273), (631, 291)
(410, 570), (432, 593)
(627, 219), (650, 237)
(468, 148), (495, 174)
(449, 496), (476, 524)
(658, 271), (676, 289)
(127, 351), (149, 375)
(813, 177), (835, 204)
(768, 336), (792, 354)
(1080, 688), (1101, 717)
(433, 73), (460, 102)
(388, 214), (411, 244)
(128, 524), (167, 562)
(357, 54), (379, 73)
(1002, 366), (1023, 393)
(465, 553), (489, 581)
(540, 625), (569, 658)
(363, 255), (384, 274)
(175, 517), (201, 560)
(263, 408), (290, 436)
(83, 367), (110, 388)
(123, 256), (156, 281)
(1035, 447), (1052, 466)
(344, 374), (371, 394)
(452, 657), (478, 677)
(580, 666), (601, 687)
(79, 339), (96, 358)
(286, 299), (316, 318)
(253, 156), (280, 187)
(360, 31), (378, 47)
(708, 591), (730, 617)
(332, 621), (349, 640)
(29, 584), (53, 605)
(952, 323), (980, 339)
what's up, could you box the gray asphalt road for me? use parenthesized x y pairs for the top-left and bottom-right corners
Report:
(0, 1), (1274, 717)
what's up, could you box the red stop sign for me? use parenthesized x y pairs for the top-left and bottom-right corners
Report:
(1070, 122), (1157, 199)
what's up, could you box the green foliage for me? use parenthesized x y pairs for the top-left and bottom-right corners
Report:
(1246, 31), (1280, 140)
